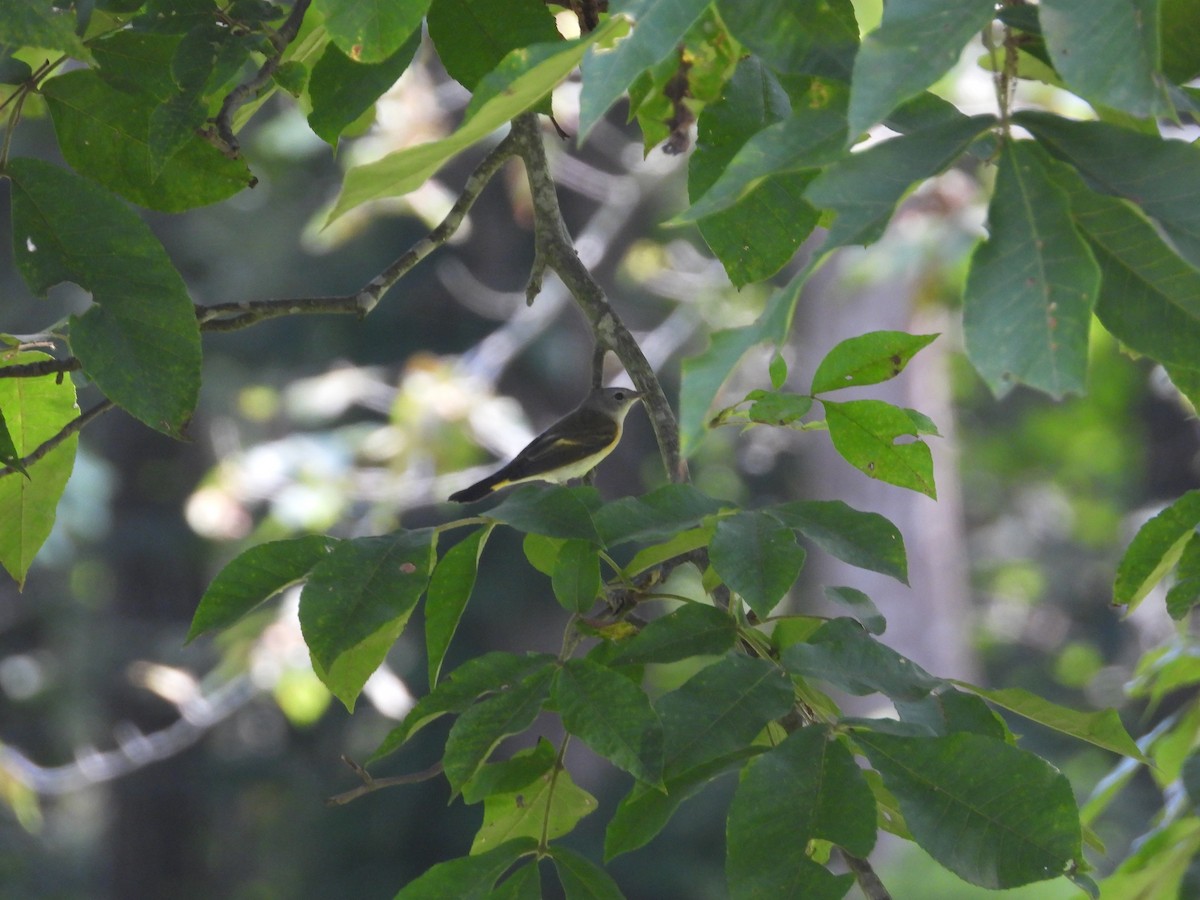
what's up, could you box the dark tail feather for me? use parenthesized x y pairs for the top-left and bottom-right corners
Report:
(449, 474), (501, 503)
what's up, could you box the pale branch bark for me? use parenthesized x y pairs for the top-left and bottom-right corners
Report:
(0, 675), (258, 795)
(207, 0), (313, 157)
(509, 112), (686, 483)
(0, 133), (520, 480)
(197, 129), (521, 329)
(325, 757), (444, 806)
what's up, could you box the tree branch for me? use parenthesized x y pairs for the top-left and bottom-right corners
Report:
(206, 0), (313, 157)
(0, 400), (114, 478)
(325, 757), (444, 806)
(0, 133), (519, 479)
(508, 112), (686, 483)
(196, 129), (520, 329)
(0, 357), (81, 379)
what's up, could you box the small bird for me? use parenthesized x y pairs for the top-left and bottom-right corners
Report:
(449, 386), (644, 503)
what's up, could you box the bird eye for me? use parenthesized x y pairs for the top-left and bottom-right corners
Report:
(614, 390), (628, 401)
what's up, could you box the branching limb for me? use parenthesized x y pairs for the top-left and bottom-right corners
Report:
(509, 113), (686, 483)
(197, 130), (520, 329)
(0, 134), (519, 479)
(325, 757), (444, 806)
(207, 0), (313, 156)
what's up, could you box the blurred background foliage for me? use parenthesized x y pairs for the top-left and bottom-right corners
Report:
(1, 18), (1198, 900)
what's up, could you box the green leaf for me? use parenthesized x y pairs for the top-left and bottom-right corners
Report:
(577, 0), (711, 141)
(299, 529), (436, 710)
(187, 535), (339, 641)
(443, 667), (554, 794)
(427, 0), (561, 92)
(621, 525), (712, 578)
(1113, 491), (1200, 613)
(328, 16), (628, 224)
(42, 70), (253, 212)
(0, 407), (25, 477)
(769, 352), (788, 389)
(0, 1), (93, 63)
(727, 727), (873, 900)
(594, 483), (725, 546)
(822, 586), (886, 635)
(1040, 0), (1169, 117)
(679, 272), (800, 456)
(312, 0), (427, 64)
(855, 731), (1083, 889)
(953, 682), (1147, 762)
(487, 485), (602, 541)
(744, 390), (813, 426)
(1161, 0), (1200, 83)
(811, 331), (939, 394)
(783, 617), (942, 701)
(1049, 161), (1200, 372)
(551, 539), (602, 613)
(470, 743), (597, 854)
(604, 749), (761, 859)
(427, 525), (493, 686)
(1097, 818), (1200, 900)
(521, 532), (563, 577)
(464, 737), (558, 803)
(0, 352), (79, 587)
(806, 114), (994, 250)
(718, 0), (859, 79)
(370, 652), (556, 762)
(688, 58), (820, 286)
(9, 157), (201, 436)
(821, 399), (937, 498)
(490, 863), (542, 900)
(895, 688), (1011, 741)
(307, 29), (422, 145)
(656, 654), (794, 777)
(393, 837), (538, 900)
(770, 499), (909, 584)
(90, 30), (181, 102)
(847, 0), (996, 137)
(609, 603), (737, 665)
(626, 7), (740, 154)
(709, 510), (806, 619)
(550, 846), (625, 900)
(1166, 534), (1200, 620)
(964, 141), (1099, 398)
(553, 658), (663, 786)
(1016, 111), (1200, 273)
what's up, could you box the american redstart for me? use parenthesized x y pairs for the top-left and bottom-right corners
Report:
(449, 387), (644, 503)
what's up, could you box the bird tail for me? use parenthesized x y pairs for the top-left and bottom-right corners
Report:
(448, 474), (503, 503)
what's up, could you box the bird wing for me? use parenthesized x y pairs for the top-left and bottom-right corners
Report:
(501, 407), (618, 481)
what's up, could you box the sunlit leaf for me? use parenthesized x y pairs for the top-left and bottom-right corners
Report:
(188, 535), (339, 641)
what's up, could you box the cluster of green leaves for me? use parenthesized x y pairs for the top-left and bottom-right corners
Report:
(184, 333), (1135, 897)
(3, 0), (1200, 896)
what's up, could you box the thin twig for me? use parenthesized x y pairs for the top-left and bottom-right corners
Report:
(509, 113), (686, 483)
(197, 130), (520, 328)
(842, 851), (893, 900)
(0, 400), (114, 477)
(325, 757), (444, 806)
(0, 134), (519, 478)
(208, 0), (313, 156)
(0, 357), (81, 379)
